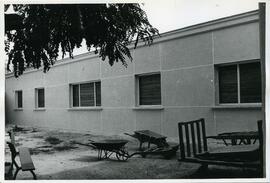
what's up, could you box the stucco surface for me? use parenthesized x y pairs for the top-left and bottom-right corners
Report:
(163, 107), (214, 137)
(214, 109), (262, 133)
(101, 76), (135, 107)
(161, 33), (213, 70)
(5, 13), (263, 138)
(102, 109), (136, 134)
(68, 59), (100, 83)
(134, 43), (161, 74)
(101, 52), (134, 78)
(213, 22), (260, 64)
(135, 110), (163, 133)
(162, 66), (214, 107)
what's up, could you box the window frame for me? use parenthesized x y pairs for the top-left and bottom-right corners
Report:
(70, 80), (101, 108)
(15, 90), (23, 109)
(35, 88), (45, 109)
(216, 60), (262, 105)
(135, 72), (162, 107)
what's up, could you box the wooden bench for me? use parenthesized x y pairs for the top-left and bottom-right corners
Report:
(8, 130), (16, 145)
(178, 118), (263, 177)
(7, 130), (37, 180)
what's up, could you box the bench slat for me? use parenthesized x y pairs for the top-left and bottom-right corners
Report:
(18, 147), (35, 171)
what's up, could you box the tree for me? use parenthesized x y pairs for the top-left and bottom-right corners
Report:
(5, 4), (159, 77)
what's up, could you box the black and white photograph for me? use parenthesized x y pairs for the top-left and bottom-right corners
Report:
(3, 0), (269, 181)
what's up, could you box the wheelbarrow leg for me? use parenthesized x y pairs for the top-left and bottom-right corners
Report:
(98, 149), (102, 160)
(148, 136), (151, 148)
(139, 142), (143, 150)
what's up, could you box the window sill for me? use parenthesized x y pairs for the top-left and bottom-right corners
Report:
(212, 104), (262, 109)
(14, 108), (23, 111)
(33, 108), (46, 111)
(133, 106), (164, 110)
(67, 107), (103, 111)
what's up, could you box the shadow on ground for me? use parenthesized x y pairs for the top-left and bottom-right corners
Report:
(34, 160), (259, 180)
(189, 165), (260, 179)
(37, 159), (198, 179)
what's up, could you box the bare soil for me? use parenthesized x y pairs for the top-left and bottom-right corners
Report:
(5, 125), (259, 180)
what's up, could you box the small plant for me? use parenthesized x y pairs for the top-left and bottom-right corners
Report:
(45, 136), (62, 145)
(54, 142), (77, 151)
(31, 128), (40, 133)
(13, 125), (24, 132)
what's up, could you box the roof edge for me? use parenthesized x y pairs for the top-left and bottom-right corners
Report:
(159, 10), (258, 38)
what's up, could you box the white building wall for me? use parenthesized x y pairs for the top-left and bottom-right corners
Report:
(5, 11), (263, 137)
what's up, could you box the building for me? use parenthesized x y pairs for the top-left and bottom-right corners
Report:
(5, 10), (263, 138)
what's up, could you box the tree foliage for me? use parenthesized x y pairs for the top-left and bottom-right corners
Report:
(5, 4), (158, 77)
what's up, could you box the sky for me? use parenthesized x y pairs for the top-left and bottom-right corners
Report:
(142, 0), (262, 33)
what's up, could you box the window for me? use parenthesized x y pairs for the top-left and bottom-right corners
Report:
(218, 62), (261, 104)
(15, 90), (23, 108)
(35, 88), (45, 108)
(138, 73), (161, 105)
(71, 81), (101, 107)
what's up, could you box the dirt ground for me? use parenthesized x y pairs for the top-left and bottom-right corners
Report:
(5, 125), (259, 180)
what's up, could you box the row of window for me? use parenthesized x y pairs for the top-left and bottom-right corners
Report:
(15, 73), (162, 109)
(15, 88), (45, 109)
(14, 61), (262, 109)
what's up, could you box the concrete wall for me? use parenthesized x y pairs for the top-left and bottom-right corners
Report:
(212, 22), (262, 133)
(5, 12), (263, 137)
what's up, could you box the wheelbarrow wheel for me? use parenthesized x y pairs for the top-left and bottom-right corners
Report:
(116, 150), (129, 161)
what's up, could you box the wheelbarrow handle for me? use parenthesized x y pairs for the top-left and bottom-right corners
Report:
(128, 152), (142, 158)
(73, 142), (97, 149)
(124, 133), (137, 138)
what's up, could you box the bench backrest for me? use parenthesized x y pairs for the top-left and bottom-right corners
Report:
(178, 118), (208, 159)
(7, 142), (17, 161)
(8, 130), (15, 145)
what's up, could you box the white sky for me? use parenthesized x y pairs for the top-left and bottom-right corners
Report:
(142, 0), (262, 33)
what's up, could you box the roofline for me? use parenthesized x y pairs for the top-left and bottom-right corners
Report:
(6, 9), (259, 78)
(146, 9), (259, 46)
(159, 10), (258, 38)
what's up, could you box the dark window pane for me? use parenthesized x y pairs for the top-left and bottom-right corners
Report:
(139, 74), (161, 105)
(240, 62), (262, 103)
(219, 65), (238, 103)
(95, 82), (101, 106)
(72, 85), (79, 107)
(17, 91), (22, 108)
(38, 89), (45, 108)
(80, 83), (94, 106)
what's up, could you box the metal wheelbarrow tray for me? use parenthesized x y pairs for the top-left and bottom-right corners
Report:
(90, 139), (129, 161)
(125, 130), (169, 149)
(125, 130), (179, 159)
(130, 145), (179, 159)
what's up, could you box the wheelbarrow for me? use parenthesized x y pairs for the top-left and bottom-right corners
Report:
(89, 139), (130, 161)
(125, 130), (179, 159)
(125, 130), (169, 150)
